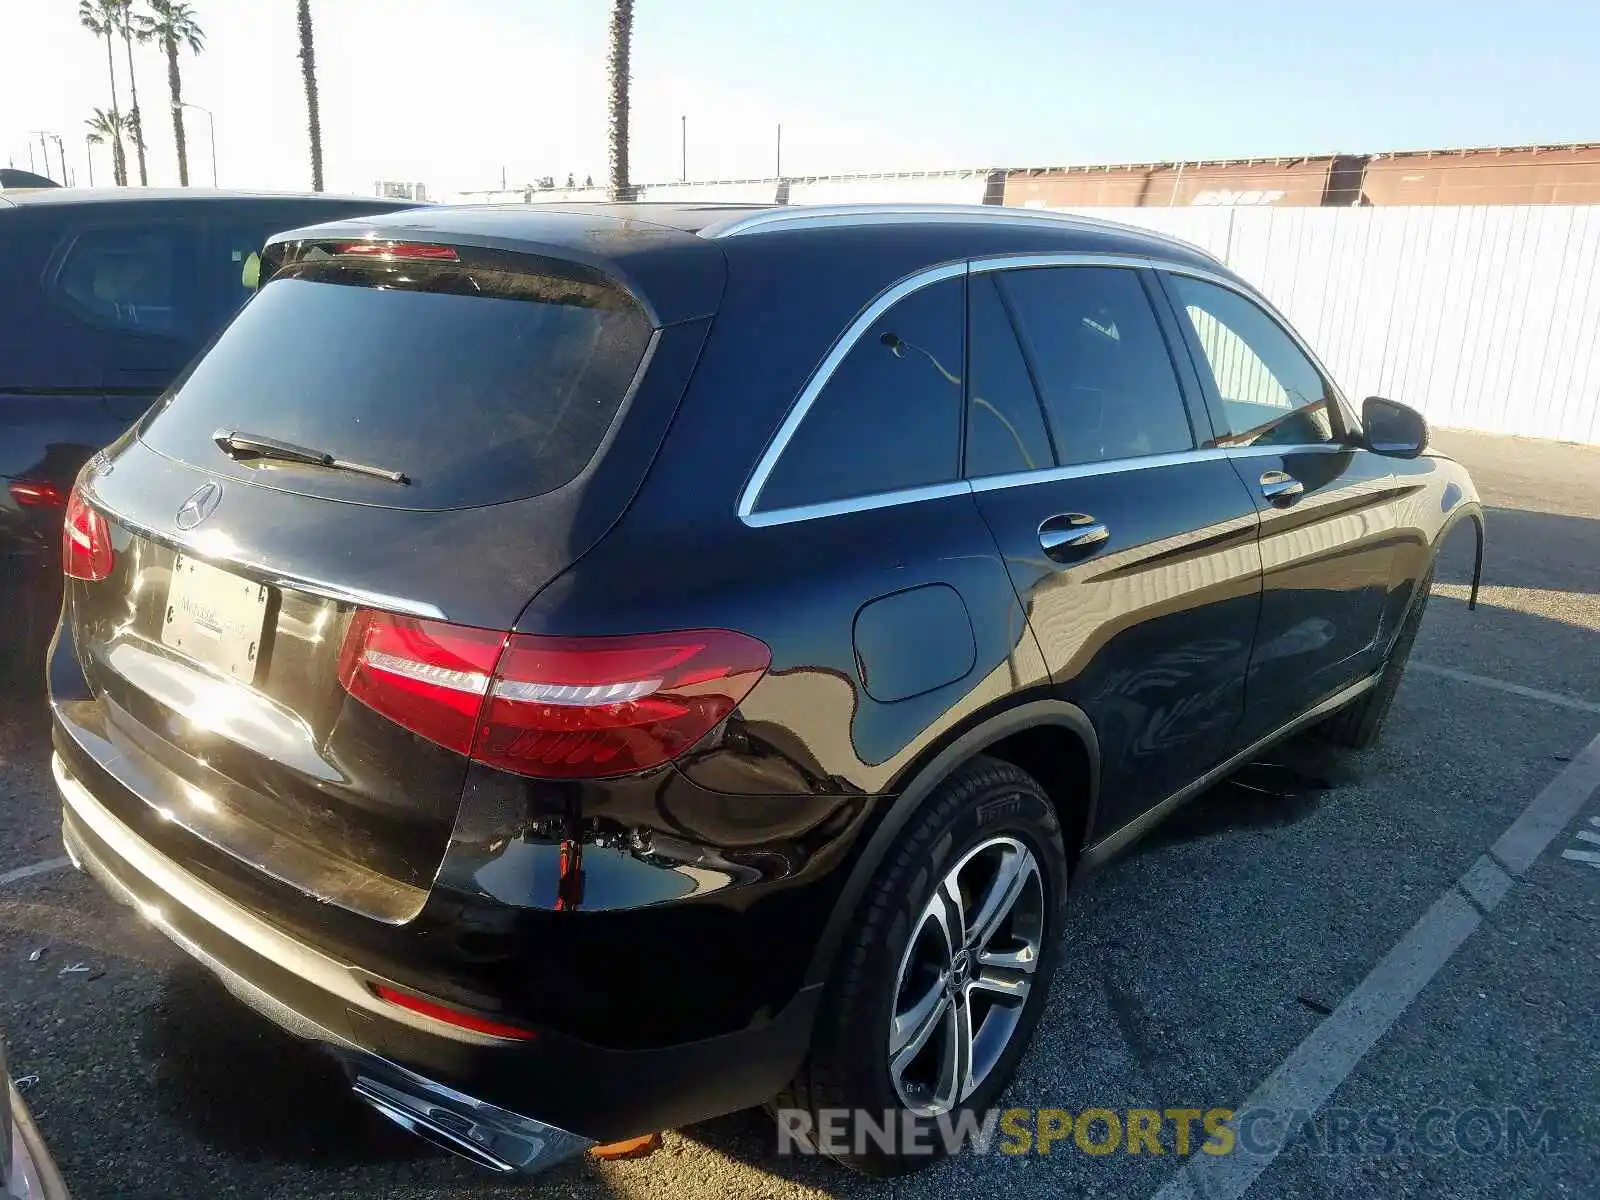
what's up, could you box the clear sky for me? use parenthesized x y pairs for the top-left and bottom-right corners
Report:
(4, 0), (1596, 197)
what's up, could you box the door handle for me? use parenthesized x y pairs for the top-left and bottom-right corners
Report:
(1259, 470), (1305, 505)
(1038, 513), (1110, 561)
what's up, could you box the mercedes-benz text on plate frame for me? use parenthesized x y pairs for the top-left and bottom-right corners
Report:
(175, 481), (223, 530)
(162, 554), (270, 683)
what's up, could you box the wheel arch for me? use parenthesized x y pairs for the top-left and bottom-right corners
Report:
(801, 699), (1100, 989)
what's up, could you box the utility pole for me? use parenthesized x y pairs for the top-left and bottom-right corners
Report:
(176, 103), (218, 186)
(680, 114), (686, 182)
(775, 123), (782, 179)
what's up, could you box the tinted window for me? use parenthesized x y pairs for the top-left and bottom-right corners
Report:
(140, 261), (654, 510)
(51, 224), (199, 338)
(966, 275), (1054, 478)
(997, 267), (1194, 466)
(1168, 275), (1337, 446)
(758, 276), (964, 511)
(212, 223), (275, 318)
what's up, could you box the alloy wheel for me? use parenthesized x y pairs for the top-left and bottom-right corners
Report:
(887, 835), (1046, 1115)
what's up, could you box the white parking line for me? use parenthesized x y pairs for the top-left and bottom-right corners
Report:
(1410, 662), (1600, 715)
(0, 857), (72, 888)
(1151, 727), (1600, 1200)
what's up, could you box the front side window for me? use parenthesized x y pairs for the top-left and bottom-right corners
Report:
(1167, 275), (1338, 447)
(995, 266), (1195, 466)
(50, 224), (198, 338)
(757, 275), (964, 511)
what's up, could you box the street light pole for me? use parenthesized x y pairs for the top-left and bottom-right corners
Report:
(84, 135), (95, 187)
(680, 114), (686, 182)
(176, 102), (218, 186)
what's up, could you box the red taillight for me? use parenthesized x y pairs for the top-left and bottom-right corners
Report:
(371, 983), (537, 1040)
(338, 612), (770, 779)
(337, 611), (505, 756)
(8, 479), (67, 509)
(335, 241), (459, 261)
(62, 486), (114, 581)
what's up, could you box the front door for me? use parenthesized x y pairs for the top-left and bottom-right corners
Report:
(963, 263), (1263, 836)
(1156, 270), (1406, 742)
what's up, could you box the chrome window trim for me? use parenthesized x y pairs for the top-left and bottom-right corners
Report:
(741, 480), (973, 529)
(1154, 261), (1363, 435)
(969, 447), (1223, 493)
(1220, 442), (1354, 459)
(969, 251), (1158, 274)
(736, 250), (1363, 529)
(736, 260), (968, 522)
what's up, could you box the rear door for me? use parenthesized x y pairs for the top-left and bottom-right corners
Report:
(1156, 270), (1405, 740)
(965, 262), (1263, 836)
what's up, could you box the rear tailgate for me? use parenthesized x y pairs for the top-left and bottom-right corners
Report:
(57, 223), (719, 921)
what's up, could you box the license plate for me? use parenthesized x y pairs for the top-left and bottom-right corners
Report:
(161, 555), (270, 683)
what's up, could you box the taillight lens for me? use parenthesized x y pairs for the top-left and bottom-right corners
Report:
(8, 479), (67, 508)
(339, 612), (770, 779)
(62, 486), (114, 581)
(338, 612), (506, 756)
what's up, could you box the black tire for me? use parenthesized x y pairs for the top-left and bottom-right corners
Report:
(1317, 565), (1434, 749)
(774, 755), (1070, 1176)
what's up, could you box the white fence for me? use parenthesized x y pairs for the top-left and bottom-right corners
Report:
(1057, 206), (1600, 445)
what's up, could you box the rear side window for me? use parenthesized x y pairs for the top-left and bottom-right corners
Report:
(757, 275), (964, 511)
(140, 253), (654, 509)
(50, 224), (200, 338)
(997, 266), (1194, 466)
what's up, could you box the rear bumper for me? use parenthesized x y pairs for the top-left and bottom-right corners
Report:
(54, 749), (818, 1148)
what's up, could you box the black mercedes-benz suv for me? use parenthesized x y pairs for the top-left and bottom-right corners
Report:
(49, 202), (1482, 1175)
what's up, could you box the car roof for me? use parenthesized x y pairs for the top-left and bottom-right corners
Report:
(328, 199), (1209, 257)
(265, 201), (1226, 327)
(0, 187), (418, 210)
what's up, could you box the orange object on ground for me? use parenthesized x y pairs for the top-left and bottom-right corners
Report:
(588, 1132), (663, 1160)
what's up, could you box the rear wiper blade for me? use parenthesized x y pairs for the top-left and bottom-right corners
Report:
(213, 429), (409, 485)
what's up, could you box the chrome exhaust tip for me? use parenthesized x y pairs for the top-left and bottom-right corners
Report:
(350, 1066), (593, 1176)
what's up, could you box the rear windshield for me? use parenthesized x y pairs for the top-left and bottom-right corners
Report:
(139, 256), (654, 509)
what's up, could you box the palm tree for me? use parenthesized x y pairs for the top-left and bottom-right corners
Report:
(112, 0), (150, 184)
(85, 108), (133, 186)
(607, 0), (634, 200)
(78, 0), (127, 186)
(134, 1), (205, 186)
(296, 0), (324, 191)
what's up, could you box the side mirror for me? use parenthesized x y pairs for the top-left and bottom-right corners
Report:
(1361, 396), (1428, 458)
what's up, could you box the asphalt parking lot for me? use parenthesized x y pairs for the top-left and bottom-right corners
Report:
(2, 428), (1597, 1200)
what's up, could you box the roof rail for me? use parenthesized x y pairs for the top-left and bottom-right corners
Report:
(696, 203), (1207, 256)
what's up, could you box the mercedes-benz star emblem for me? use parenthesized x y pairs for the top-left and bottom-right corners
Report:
(175, 482), (223, 530)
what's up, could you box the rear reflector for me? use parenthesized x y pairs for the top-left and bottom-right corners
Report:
(8, 479), (67, 508)
(62, 485), (114, 581)
(339, 612), (770, 779)
(335, 241), (459, 261)
(371, 984), (537, 1040)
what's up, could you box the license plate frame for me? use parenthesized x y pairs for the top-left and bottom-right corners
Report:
(161, 554), (270, 683)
